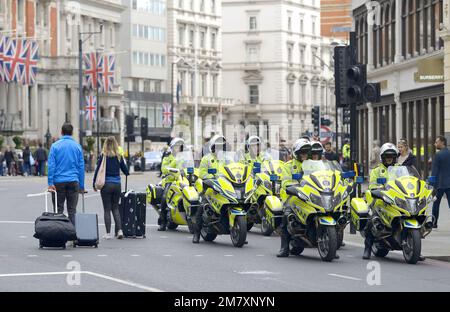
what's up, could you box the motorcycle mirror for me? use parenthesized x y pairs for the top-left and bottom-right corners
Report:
(253, 167), (261, 174)
(377, 177), (387, 185)
(292, 173), (302, 180)
(208, 168), (217, 175)
(342, 171), (356, 179)
(187, 167), (194, 174)
(356, 176), (364, 184)
(427, 176), (437, 184)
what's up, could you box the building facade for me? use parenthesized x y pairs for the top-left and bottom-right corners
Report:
(0, 0), (124, 149)
(320, 0), (352, 39)
(167, 0), (234, 146)
(352, 0), (444, 176)
(120, 0), (172, 145)
(222, 0), (335, 145)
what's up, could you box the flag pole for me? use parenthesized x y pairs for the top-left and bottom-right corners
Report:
(96, 53), (100, 157)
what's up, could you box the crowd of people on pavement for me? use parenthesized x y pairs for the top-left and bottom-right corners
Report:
(0, 144), (48, 177)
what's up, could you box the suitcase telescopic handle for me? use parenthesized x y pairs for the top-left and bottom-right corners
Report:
(26, 190), (57, 213)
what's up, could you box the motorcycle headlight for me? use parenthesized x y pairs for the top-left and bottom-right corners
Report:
(395, 197), (407, 210)
(234, 186), (246, 200)
(418, 198), (427, 211)
(332, 194), (342, 208)
(310, 193), (322, 207)
(406, 199), (418, 214)
(321, 195), (333, 211)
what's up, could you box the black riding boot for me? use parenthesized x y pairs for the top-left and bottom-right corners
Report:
(363, 235), (373, 259)
(158, 201), (167, 231)
(277, 231), (291, 257)
(192, 206), (203, 244)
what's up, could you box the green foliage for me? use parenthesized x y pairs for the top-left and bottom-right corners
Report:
(12, 136), (23, 149)
(86, 136), (96, 152)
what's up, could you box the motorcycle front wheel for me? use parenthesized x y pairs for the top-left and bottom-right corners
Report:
(231, 215), (247, 248)
(261, 217), (274, 236)
(201, 227), (217, 242)
(402, 229), (421, 264)
(317, 225), (338, 262)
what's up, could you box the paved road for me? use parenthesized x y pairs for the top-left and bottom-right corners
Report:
(1, 173), (450, 292)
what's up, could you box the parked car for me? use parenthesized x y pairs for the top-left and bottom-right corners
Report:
(134, 151), (162, 171)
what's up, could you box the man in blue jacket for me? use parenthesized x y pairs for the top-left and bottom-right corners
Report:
(431, 135), (450, 228)
(47, 123), (85, 225)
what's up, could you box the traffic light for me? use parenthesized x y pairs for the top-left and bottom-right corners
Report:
(140, 117), (148, 137)
(343, 108), (351, 125)
(126, 115), (134, 136)
(321, 117), (331, 127)
(334, 46), (351, 108)
(311, 106), (320, 135)
(346, 64), (366, 104)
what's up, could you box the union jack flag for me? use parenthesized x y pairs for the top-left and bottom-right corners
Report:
(85, 93), (97, 121)
(83, 52), (101, 90)
(18, 39), (39, 86)
(162, 102), (172, 127)
(2, 38), (25, 83)
(0, 35), (6, 82)
(97, 54), (115, 93)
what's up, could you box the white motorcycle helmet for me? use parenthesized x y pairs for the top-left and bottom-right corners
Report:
(292, 138), (311, 161)
(169, 138), (185, 154)
(246, 135), (262, 153)
(209, 135), (227, 153)
(379, 142), (399, 167)
(310, 141), (324, 159)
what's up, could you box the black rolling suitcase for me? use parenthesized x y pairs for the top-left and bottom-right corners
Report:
(120, 176), (146, 238)
(31, 191), (77, 249)
(74, 192), (99, 248)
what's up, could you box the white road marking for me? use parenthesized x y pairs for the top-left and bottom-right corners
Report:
(162, 255), (172, 257)
(0, 221), (34, 224)
(97, 255), (108, 257)
(256, 255), (265, 257)
(130, 254), (140, 257)
(19, 235), (27, 239)
(224, 255), (234, 257)
(194, 255), (204, 257)
(0, 271), (163, 292)
(84, 194), (101, 199)
(236, 271), (277, 275)
(62, 255), (73, 258)
(159, 236), (168, 239)
(26, 255), (38, 258)
(0, 255), (9, 257)
(328, 273), (362, 281)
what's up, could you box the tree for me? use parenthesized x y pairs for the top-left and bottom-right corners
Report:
(12, 136), (23, 149)
(86, 136), (96, 153)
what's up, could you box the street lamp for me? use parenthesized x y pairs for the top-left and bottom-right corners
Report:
(45, 109), (51, 149)
(78, 23), (103, 148)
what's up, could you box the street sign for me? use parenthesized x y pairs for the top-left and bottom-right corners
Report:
(320, 125), (332, 144)
(85, 130), (92, 136)
(135, 135), (142, 143)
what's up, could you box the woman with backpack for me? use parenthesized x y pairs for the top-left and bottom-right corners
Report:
(93, 136), (129, 239)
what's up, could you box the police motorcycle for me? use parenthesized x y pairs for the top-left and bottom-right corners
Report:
(282, 160), (356, 261)
(146, 151), (200, 233)
(350, 166), (436, 264)
(249, 149), (290, 236)
(196, 151), (258, 247)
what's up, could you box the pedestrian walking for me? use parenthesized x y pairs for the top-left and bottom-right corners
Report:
(397, 138), (417, 167)
(324, 142), (339, 162)
(22, 146), (32, 176)
(431, 135), (450, 228)
(47, 123), (85, 225)
(34, 143), (48, 176)
(4, 146), (13, 176)
(0, 150), (4, 176)
(93, 136), (129, 239)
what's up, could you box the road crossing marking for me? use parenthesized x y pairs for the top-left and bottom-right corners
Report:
(0, 271), (163, 292)
(19, 235), (27, 239)
(162, 255), (172, 257)
(194, 255), (204, 257)
(97, 255), (108, 257)
(224, 255), (234, 257)
(26, 255), (38, 258)
(62, 255), (73, 258)
(130, 254), (140, 257)
(328, 273), (362, 281)
(256, 255), (265, 257)
(159, 236), (168, 239)
(235, 271), (277, 275)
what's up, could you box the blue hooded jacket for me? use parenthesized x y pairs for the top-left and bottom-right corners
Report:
(48, 136), (85, 189)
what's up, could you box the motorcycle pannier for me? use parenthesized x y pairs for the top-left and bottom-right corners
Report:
(350, 198), (370, 231)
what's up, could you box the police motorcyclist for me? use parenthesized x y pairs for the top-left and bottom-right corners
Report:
(193, 135), (227, 243)
(158, 138), (184, 231)
(310, 141), (324, 160)
(277, 138), (311, 257)
(242, 135), (265, 168)
(363, 142), (398, 259)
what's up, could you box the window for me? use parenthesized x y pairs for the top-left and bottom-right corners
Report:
(133, 51), (138, 64)
(299, 45), (305, 65)
(132, 78), (140, 92)
(190, 0), (194, 10)
(312, 19), (316, 35)
(287, 44), (293, 64)
(288, 16), (292, 31)
(189, 29), (195, 47)
(161, 55), (166, 66)
(179, 0), (183, 8)
(211, 32), (216, 50)
(178, 26), (185, 45)
(212, 75), (218, 97)
(300, 14), (304, 33)
(144, 52), (149, 65)
(200, 0), (205, 11)
(200, 30), (205, 49)
(154, 81), (162, 93)
(288, 84), (294, 104)
(132, 0), (137, 10)
(150, 53), (155, 66)
(312, 47), (318, 67)
(144, 79), (151, 92)
(247, 46), (258, 63)
(17, 0), (24, 22)
(249, 16), (257, 30)
(190, 73), (195, 96)
(211, 0), (216, 13)
(249, 85), (259, 104)
(201, 74), (207, 97)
